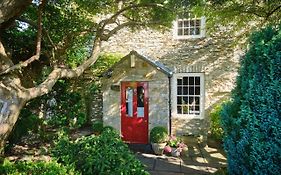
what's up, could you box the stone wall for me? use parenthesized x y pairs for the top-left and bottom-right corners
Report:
(100, 24), (243, 139)
(87, 91), (103, 122)
(101, 25), (242, 131)
(102, 54), (170, 135)
(102, 27), (242, 109)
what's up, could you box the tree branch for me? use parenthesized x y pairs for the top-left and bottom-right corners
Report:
(0, 0), (46, 76)
(266, 4), (281, 19)
(100, 3), (167, 31)
(17, 17), (57, 49)
(25, 2), (170, 100)
(27, 37), (102, 99)
(0, 0), (32, 29)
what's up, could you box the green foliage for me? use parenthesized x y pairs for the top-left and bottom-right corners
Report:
(0, 159), (79, 175)
(2, 0), (182, 69)
(190, 0), (281, 36)
(209, 103), (225, 141)
(91, 53), (123, 76)
(213, 167), (228, 175)
(6, 108), (43, 149)
(150, 126), (168, 143)
(167, 135), (181, 147)
(45, 80), (87, 129)
(92, 120), (103, 134)
(102, 125), (116, 133)
(52, 129), (148, 175)
(221, 25), (281, 174)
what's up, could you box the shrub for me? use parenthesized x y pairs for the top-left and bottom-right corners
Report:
(209, 103), (224, 141)
(92, 120), (103, 134)
(102, 125), (115, 132)
(45, 80), (87, 129)
(0, 159), (79, 175)
(150, 126), (168, 143)
(52, 129), (148, 175)
(221, 26), (281, 174)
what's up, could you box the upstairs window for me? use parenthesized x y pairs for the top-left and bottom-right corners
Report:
(173, 16), (206, 39)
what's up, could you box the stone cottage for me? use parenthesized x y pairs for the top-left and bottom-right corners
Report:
(98, 16), (242, 144)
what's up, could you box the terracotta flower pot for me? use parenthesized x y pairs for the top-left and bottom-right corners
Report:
(151, 142), (166, 155)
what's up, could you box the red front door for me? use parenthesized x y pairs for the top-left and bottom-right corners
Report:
(121, 82), (148, 144)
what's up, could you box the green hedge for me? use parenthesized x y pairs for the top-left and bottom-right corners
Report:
(221, 25), (281, 174)
(52, 129), (148, 175)
(0, 159), (79, 175)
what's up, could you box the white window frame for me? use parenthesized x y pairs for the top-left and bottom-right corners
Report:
(173, 16), (206, 39)
(171, 73), (205, 119)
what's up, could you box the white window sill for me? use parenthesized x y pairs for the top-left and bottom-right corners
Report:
(172, 114), (204, 120)
(173, 35), (205, 40)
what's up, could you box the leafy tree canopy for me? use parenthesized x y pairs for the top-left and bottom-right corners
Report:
(1, 0), (183, 87)
(189, 0), (281, 35)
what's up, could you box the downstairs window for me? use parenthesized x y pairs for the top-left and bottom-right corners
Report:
(172, 73), (205, 119)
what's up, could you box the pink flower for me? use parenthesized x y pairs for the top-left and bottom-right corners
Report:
(164, 145), (172, 153)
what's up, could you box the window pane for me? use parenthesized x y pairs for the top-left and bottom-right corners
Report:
(177, 106), (182, 114)
(137, 86), (144, 117)
(126, 87), (133, 117)
(195, 28), (200, 35)
(190, 20), (195, 27)
(183, 20), (189, 27)
(189, 77), (194, 85)
(183, 77), (188, 85)
(178, 29), (183, 36)
(189, 87), (194, 95)
(183, 97), (188, 104)
(189, 105), (195, 112)
(189, 97), (194, 105)
(196, 19), (200, 26)
(190, 28), (195, 35)
(178, 21), (183, 27)
(183, 105), (189, 114)
(177, 78), (182, 85)
(195, 77), (200, 85)
(177, 97), (182, 104)
(183, 87), (188, 95)
(184, 28), (189, 35)
(177, 86), (182, 95)
(137, 86), (144, 107)
(195, 87), (200, 95)
(195, 105), (200, 111)
(195, 97), (200, 106)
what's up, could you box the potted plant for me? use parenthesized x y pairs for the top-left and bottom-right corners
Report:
(165, 135), (187, 157)
(150, 126), (168, 155)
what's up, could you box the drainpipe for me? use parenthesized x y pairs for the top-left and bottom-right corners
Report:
(168, 75), (172, 136)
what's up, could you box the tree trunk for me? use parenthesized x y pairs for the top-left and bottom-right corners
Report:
(0, 36), (102, 155)
(0, 83), (26, 155)
(0, 0), (32, 29)
(0, 39), (27, 156)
